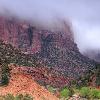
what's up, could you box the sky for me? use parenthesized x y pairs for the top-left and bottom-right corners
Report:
(0, 0), (100, 53)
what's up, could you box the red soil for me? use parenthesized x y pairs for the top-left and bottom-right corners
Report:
(0, 70), (59, 100)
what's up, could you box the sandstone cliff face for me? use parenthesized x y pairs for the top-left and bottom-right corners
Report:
(0, 16), (41, 53)
(0, 16), (74, 54)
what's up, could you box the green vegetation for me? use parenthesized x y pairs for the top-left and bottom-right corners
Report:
(72, 87), (100, 99)
(60, 87), (72, 99)
(4, 94), (15, 100)
(46, 85), (57, 94)
(0, 94), (33, 100)
(46, 85), (100, 99)
(16, 94), (33, 100)
(0, 59), (10, 86)
(90, 88), (100, 99)
(0, 37), (100, 100)
(0, 40), (40, 86)
(79, 87), (90, 98)
(0, 40), (38, 67)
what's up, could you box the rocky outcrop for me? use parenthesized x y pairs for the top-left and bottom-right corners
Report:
(39, 33), (96, 79)
(0, 16), (41, 53)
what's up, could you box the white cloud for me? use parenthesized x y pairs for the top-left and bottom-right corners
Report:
(0, 0), (100, 53)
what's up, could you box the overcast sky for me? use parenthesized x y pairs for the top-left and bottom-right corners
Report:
(0, 0), (100, 53)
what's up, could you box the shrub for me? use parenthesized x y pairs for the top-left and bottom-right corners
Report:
(22, 94), (33, 100)
(15, 94), (23, 100)
(97, 92), (100, 99)
(90, 88), (100, 99)
(0, 61), (10, 86)
(1, 74), (9, 86)
(46, 85), (57, 94)
(72, 87), (80, 94)
(79, 87), (90, 98)
(60, 87), (72, 99)
(79, 87), (100, 99)
(15, 94), (33, 100)
(4, 94), (14, 100)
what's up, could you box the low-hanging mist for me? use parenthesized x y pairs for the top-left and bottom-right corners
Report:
(0, 0), (100, 54)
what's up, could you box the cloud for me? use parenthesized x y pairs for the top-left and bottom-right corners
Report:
(0, 0), (100, 53)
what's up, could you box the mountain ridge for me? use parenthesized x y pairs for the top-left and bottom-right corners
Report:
(0, 16), (97, 88)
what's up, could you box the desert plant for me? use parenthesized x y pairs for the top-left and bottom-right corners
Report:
(4, 94), (14, 100)
(90, 88), (100, 99)
(0, 60), (10, 86)
(22, 94), (33, 100)
(97, 92), (100, 99)
(60, 87), (72, 99)
(79, 87), (90, 98)
(46, 85), (57, 94)
(1, 74), (9, 86)
(15, 94), (24, 100)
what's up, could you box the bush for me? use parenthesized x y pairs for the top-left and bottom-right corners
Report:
(15, 94), (23, 100)
(79, 87), (90, 98)
(4, 94), (14, 100)
(60, 87), (72, 99)
(22, 94), (33, 100)
(46, 85), (57, 94)
(72, 87), (80, 94)
(1, 74), (9, 86)
(0, 62), (10, 86)
(97, 92), (100, 99)
(90, 88), (100, 99)
(15, 94), (33, 100)
(79, 87), (100, 99)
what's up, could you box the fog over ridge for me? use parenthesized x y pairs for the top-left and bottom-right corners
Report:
(0, 0), (100, 54)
